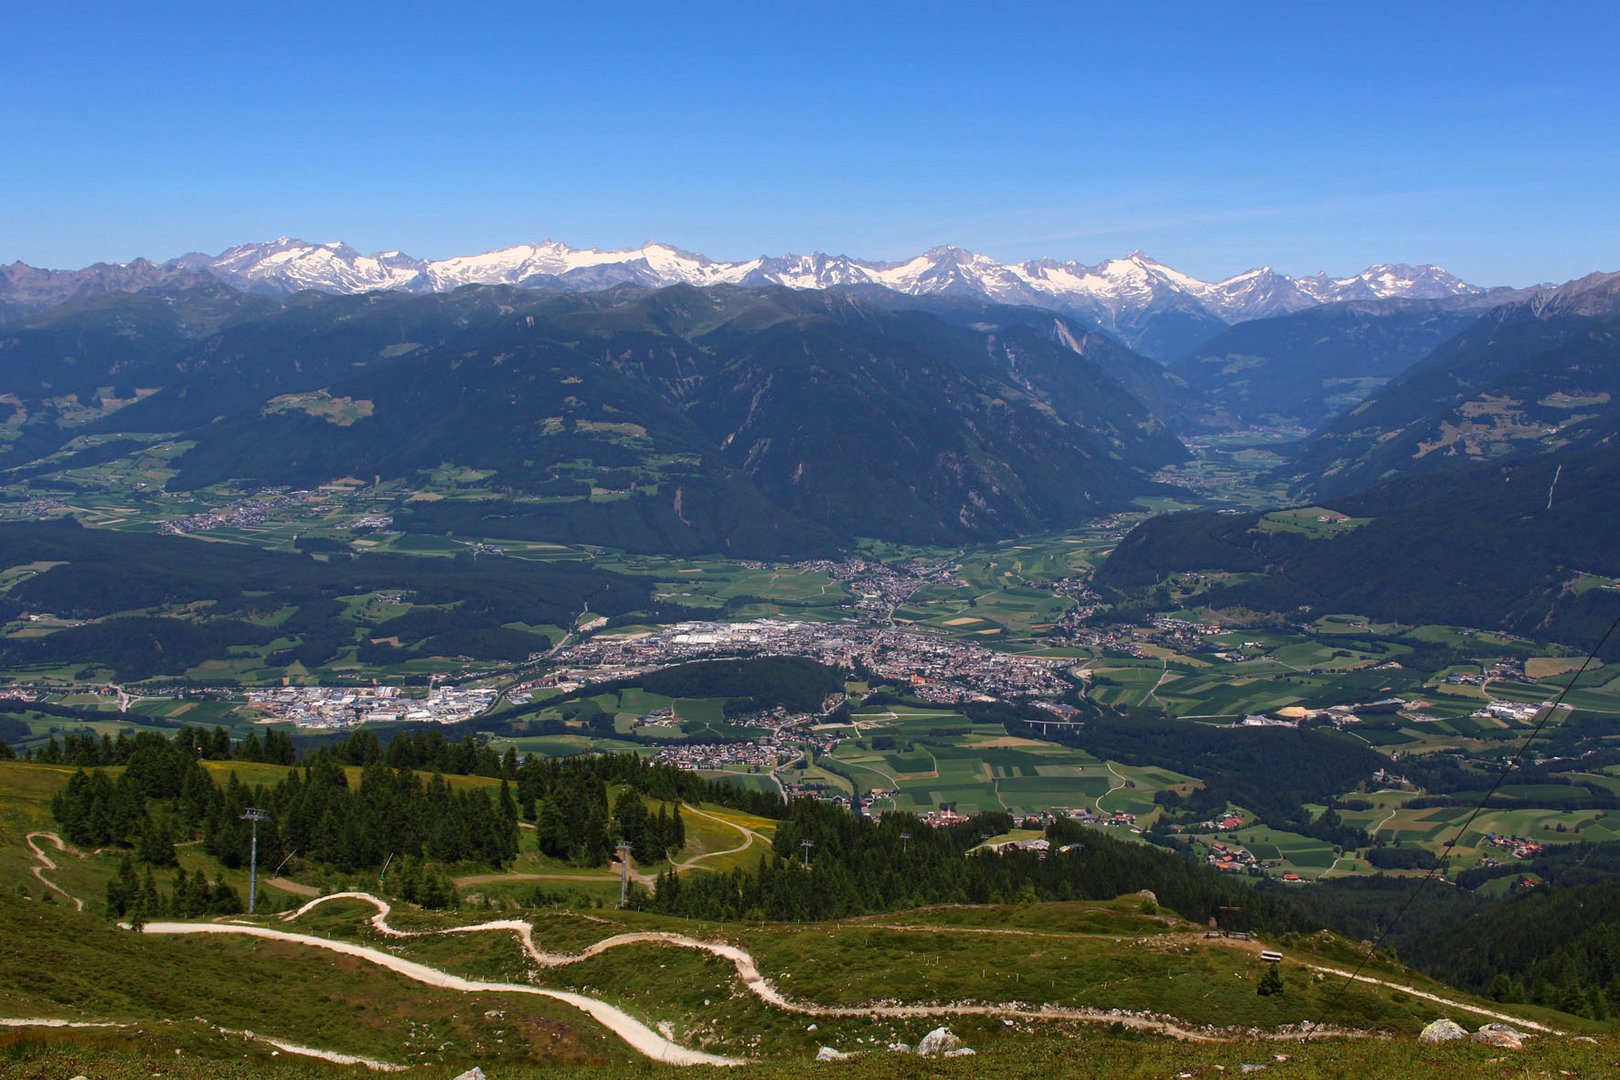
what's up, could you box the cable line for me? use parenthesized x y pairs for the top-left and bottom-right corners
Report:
(1305, 613), (1620, 1038)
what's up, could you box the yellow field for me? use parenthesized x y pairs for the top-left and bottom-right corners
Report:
(1526, 656), (1600, 680)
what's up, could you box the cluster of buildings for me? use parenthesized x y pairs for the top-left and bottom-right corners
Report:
(858, 787), (899, 812)
(917, 807), (971, 827)
(1079, 808), (1140, 830)
(1238, 701), (1408, 730)
(651, 741), (786, 772)
(1204, 839), (1263, 873)
(1487, 657), (1528, 681)
(1007, 807), (1141, 831)
(1000, 836), (1051, 855)
(1479, 699), (1554, 723)
(790, 557), (965, 616)
(244, 684), (496, 729)
(1056, 623), (1151, 657)
(1148, 615), (1228, 653)
(0, 498), (67, 520)
(338, 514), (394, 531)
(543, 618), (1071, 702)
(159, 488), (321, 534)
(1198, 812), (1246, 831)
(1483, 833), (1544, 859)
(1446, 657), (1531, 687)
(1370, 767), (1414, 790)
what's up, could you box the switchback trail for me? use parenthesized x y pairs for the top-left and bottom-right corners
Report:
(136, 907), (744, 1067)
(132, 890), (1559, 1064)
(25, 831), (84, 911)
(274, 893), (1377, 1042)
(671, 805), (767, 871)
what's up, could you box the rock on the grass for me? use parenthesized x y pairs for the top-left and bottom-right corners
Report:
(944, 1047), (976, 1057)
(452, 1070), (488, 1080)
(1472, 1023), (1525, 1049)
(918, 1027), (963, 1056)
(1418, 1018), (1468, 1043)
(888, 1043), (914, 1053)
(816, 1046), (850, 1061)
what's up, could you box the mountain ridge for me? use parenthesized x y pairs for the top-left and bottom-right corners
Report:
(1286, 269), (1620, 497)
(3, 238), (1498, 359)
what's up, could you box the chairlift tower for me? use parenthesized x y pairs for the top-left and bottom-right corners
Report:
(799, 839), (815, 867)
(240, 808), (269, 914)
(899, 831), (911, 855)
(616, 842), (634, 908)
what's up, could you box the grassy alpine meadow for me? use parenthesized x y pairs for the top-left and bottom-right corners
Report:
(0, 893), (637, 1071)
(97, 888), (1606, 1068)
(11, 739), (1599, 1068)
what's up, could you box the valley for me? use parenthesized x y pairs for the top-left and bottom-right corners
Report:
(2, 263), (1619, 1075)
(10, 6), (1620, 1075)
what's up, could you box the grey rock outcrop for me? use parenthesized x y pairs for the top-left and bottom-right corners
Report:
(1471, 1023), (1524, 1049)
(1417, 1018), (1468, 1043)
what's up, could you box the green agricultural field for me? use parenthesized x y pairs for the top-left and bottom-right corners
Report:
(1254, 506), (1370, 539)
(1186, 821), (1341, 880)
(1337, 796), (1620, 870)
(828, 731), (1192, 820)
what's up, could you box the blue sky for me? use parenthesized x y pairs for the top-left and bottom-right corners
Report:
(3, 2), (1616, 284)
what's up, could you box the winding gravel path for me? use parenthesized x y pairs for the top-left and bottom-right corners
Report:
(0, 1017), (406, 1071)
(69, 879), (1561, 1061)
(257, 893), (1355, 1043)
(24, 832), (84, 911)
(136, 910), (744, 1066)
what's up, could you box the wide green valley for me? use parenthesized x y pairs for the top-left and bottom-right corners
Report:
(6, 19), (1620, 1068)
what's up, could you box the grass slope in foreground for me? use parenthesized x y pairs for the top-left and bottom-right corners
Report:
(4, 875), (1608, 1077)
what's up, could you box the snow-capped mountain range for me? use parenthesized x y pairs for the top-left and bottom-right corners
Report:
(3, 237), (1492, 357)
(186, 237), (1484, 316)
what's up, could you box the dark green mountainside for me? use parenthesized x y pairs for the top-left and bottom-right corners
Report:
(2, 282), (1192, 552)
(1170, 298), (1489, 428)
(1286, 271), (1620, 499)
(1098, 440), (1620, 655)
(833, 286), (1227, 433)
(0, 520), (651, 678)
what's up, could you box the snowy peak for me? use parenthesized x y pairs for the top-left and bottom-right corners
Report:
(208, 237), (429, 293)
(2, 238), (1497, 357)
(1295, 263), (1481, 303)
(1203, 266), (1319, 319)
(171, 238), (1485, 318)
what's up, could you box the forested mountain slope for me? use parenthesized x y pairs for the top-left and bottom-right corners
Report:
(1287, 271), (1620, 499)
(2, 282), (1191, 552)
(1099, 440), (1620, 655)
(1170, 298), (1491, 428)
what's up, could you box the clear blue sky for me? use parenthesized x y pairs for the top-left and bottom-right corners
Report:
(3, 2), (1616, 285)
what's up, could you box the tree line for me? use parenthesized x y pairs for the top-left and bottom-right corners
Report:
(643, 796), (1317, 931)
